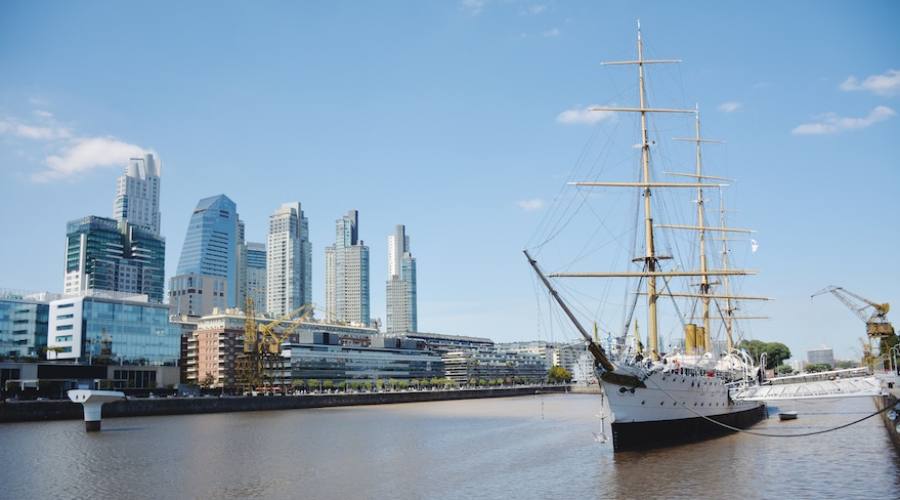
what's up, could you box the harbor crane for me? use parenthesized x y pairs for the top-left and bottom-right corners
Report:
(811, 286), (895, 338)
(238, 298), (315, 394)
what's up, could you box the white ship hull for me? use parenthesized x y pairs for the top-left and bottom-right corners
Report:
(600, 369), (767, 451)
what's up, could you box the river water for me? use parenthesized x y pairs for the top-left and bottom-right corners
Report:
(0, 394), (896, 499)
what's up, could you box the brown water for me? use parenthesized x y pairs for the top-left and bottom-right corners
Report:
(0, 394), (896, 499)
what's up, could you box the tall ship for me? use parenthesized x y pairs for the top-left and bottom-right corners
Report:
(525, 24), (769, 452)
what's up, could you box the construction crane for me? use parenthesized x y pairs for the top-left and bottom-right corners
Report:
(238, 297), (315, 394)
(811, 286), (894, 338)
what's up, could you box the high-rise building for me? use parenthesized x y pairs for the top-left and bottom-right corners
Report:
(174, 195), (241, 310)
(325, 210), (370, 326)
(113, 153), (161, 236)
(236, 219), (247, 308)
(266, 202), (312, 317)
(64, 216), (166, 303)
(386, 224), (417, 334)
(245, 242), (267, 312)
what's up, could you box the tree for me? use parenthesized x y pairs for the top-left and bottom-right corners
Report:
(201, 372), (216, 389)
(738, 340), (791, 369)
(835, 360), (858, 369)
(805, 363), (831, 373)
(548, 365), (573, 383)
(775, 364), (793, 376)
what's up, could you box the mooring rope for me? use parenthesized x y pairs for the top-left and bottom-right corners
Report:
(640, 373), (896, 438)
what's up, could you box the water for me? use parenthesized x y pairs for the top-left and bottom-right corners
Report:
(0, 394), (896, 499)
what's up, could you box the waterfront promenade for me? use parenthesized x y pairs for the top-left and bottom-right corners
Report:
(0, 384), (567, 423)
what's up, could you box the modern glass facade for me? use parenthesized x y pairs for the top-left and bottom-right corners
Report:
(245, 242), (267, 312)
(176, 195), (240, 307)
(325, 210), (370, 325)
(0, 292), (52, 359)
(64, 216), (166, 303)
(386, 224), (417, 334)
(47, 293), (180, 366)
(113, 153), (162, 236)
(266, 202), (312, 316)
(283, 341), (443, 382)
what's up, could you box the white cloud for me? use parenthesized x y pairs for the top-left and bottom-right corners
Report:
(34, 110), (54, 119)
(718, 101), (742, 113)
(524, 4), (546, 15)
(517, 198), (545, 212)
(556, 105), (614, 125)
(461, 0), (485, 15)
(542, 27), (560, 37)
(34, 137), (148, 182)
(791, 105), (896, 135)
(839, 69), (900, 96)
(0, 119), (70, 140)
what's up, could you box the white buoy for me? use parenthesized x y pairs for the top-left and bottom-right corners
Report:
(67, 389), (125, 432)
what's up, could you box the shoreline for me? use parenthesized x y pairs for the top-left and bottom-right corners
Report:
(0, 385), (571, 423)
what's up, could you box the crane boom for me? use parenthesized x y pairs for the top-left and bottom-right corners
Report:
(811, 285), (895, 338)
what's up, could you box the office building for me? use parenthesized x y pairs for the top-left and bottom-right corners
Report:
(266, 203), (312, 316)
(0, 290), (59, 359)
(807, 347), (835, 368)
(386, 225), (417, 334)
(245, 242), (267, 311)
(46, 290), (180, 366)
(113, 153), (161, 236)
(64, 216), (166, 303)
(325, 210), (370, 326)
(175, 195), (241, 308)
(168, 274), (228, 317)
(442, 347), (546, 385)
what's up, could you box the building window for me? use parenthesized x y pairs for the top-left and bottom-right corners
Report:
(57, 313), (75, 320)
(56, 324), (74, 331)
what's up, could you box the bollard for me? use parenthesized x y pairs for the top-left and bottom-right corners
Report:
(67, 389), (125, 432)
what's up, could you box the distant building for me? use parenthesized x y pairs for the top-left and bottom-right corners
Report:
(497, 341), (555, 368)
(404, 331), (494, 354)
(168, 274), (228, 318)
(571, 351), (597, 385)
(442, 347), (546, 385)
(113, 153), (161, 236)
(807, 347), (835, 368)
(0, 290), (60, 359)
(266, 202), (312, 316)
(183, 309), (380, 388)
(46, 290), (180, 366)
(276, 334), (443, 384)
(64, 216), (166, 303)
(175, 195), (241, 308)
(325, 210), (370, 326)
(386, 225), (417, 334)
(245, 242), (267, 311)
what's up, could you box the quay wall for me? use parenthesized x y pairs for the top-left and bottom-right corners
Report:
(876, 394), (900, 450)
(0, 385), (568, 423)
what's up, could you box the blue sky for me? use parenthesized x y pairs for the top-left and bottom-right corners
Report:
(1, 1), (898, 360)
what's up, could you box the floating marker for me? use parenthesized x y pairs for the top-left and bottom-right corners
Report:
(67, 389), (125, 432)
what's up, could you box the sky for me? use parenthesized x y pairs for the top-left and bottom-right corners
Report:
(1, 1), (898, 360)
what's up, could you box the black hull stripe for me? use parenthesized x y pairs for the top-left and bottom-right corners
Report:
(611, 404), (767, 452)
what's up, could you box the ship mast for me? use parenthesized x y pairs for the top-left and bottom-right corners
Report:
(719, 190), (736, 352)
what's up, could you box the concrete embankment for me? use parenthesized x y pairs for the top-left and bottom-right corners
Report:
(875, 394), (900, 449)
(0, 385), (568, 423)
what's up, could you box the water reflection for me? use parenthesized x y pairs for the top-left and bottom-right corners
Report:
(0, 395), (895, 499)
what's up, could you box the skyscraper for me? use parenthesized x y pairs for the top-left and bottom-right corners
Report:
(325, 210), (370, 326)
(266, 202), (311, 317)
(113, 153), (161, 236)
(386, 224), (417, 334)
(64, 216), (166, 303)
(172, 195), (241, 311)
(245, 242), (267, 312)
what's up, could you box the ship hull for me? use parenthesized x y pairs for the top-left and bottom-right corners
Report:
(611, 402), (766, 452)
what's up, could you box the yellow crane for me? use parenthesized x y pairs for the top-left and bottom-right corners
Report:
(811, 286), (894, 338)
(238, 297), (315, 394)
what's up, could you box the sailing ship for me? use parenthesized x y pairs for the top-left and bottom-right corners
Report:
(525, 24), (770, 452)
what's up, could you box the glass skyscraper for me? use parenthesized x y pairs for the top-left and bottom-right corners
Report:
(266, 202), (311, 316)
(113, 153), (161, 236)
(175, 195), (241, 308)
(325, 210), (370, 326)
(386, 224), (417, 334)
(245, 242), (267, 312)
(64, 216), (166, 303)
(0, 291), (56, 359)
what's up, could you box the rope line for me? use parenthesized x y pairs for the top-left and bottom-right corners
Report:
(641, 373), (895, 438)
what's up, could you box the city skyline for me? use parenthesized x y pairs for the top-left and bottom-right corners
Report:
(1, 2), (898, 358)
